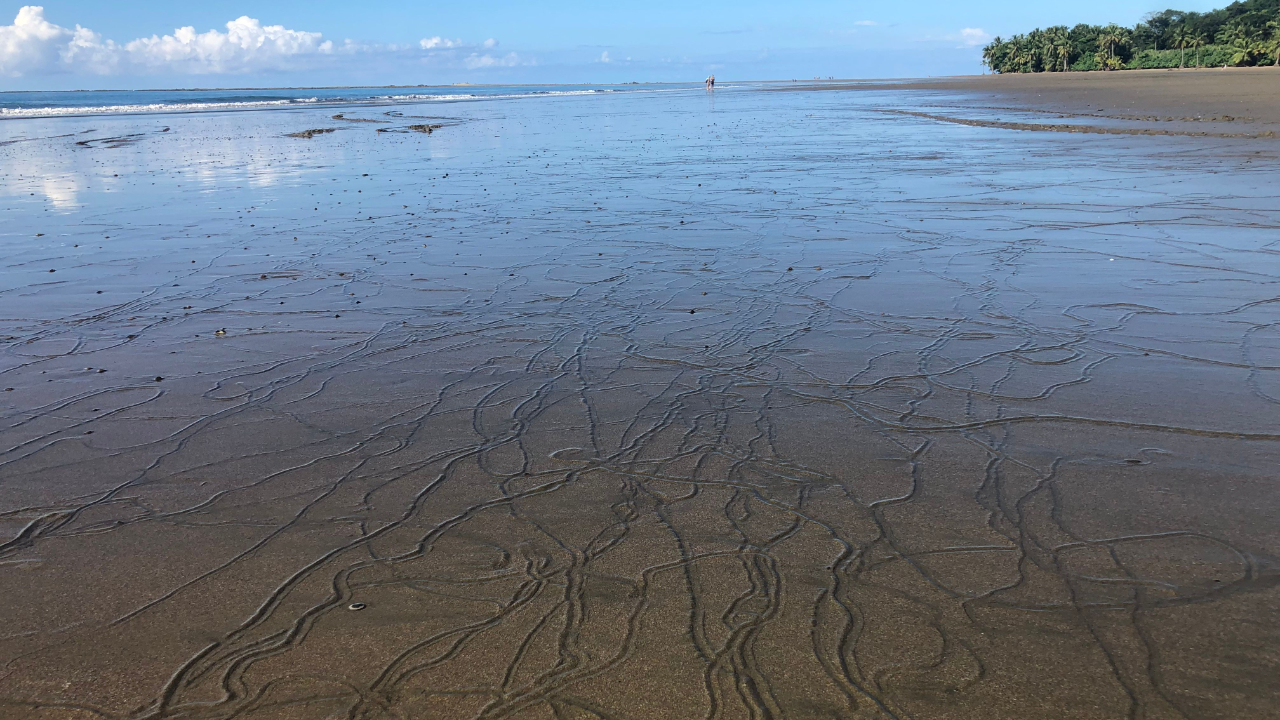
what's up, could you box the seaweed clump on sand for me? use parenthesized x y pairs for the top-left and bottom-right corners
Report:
(286, 128), (338, 139)
(376, 124), (446, 135)
(76, 133), (147, 148)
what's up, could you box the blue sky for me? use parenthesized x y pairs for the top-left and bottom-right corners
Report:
(2, 1), (1222, 89)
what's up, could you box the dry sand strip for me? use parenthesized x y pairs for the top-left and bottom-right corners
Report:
(877, 108), (1280, 139)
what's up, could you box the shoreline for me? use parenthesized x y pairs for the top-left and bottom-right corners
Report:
(3, 66), (1272, 95)
(7, 68), (1280, 128)
(0, 81), (694, 94)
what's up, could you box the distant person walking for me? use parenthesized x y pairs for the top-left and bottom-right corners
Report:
(705, 75), (715, 90)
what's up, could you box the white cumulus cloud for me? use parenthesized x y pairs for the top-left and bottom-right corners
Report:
(464, 51), (519, 69)
(1, 6), (509, 77)
(1, 6), (332, 75)
(119, 16), (333, 73)
(0, 5), (70, 76)
(420, 36), (461, 50)
(959, 28), (992, 47)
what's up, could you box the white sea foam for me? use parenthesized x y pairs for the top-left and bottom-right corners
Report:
(0, 86), (686, 119)
(0, 98), (319, 118)
(373, 89), (615, 101)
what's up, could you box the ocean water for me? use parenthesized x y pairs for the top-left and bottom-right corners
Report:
(0, 83), (702, 118)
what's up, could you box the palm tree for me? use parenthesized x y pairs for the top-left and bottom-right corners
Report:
(1015, 46), (1035, 73)
(1264, 36), (1280, 67)
(1191, 31), (1208, 68)
(1005, 35), (1035, 73)
(1096, 25), (1128, 69)
(1227, 35), (1258, 66)
(1267, 21), (1280, 67)
(1173, 26), (1190, 68)
(982, 38), (1003, 71)
(1044, 27), (1071, 72)
(1029, 29), (1050, 72)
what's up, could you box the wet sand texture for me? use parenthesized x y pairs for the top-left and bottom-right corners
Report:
(1, 83), (1278, 719)
(793, 68), (1280, 138)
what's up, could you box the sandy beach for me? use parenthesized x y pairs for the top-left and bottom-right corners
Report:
(894, 68), (1280, 119)
(790, 68), (1280, 138)
(1, 78), (1278, 719)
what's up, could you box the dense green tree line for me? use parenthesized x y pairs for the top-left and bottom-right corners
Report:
(982, 0), (1280, 72)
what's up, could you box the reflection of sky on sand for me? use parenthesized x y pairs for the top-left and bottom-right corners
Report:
(35, 172), (81, 208)
(0, 102), (507, 215)
(1, 136), (89, 209)
(1, 96), (524, 230)
(0, 112), (337, 210)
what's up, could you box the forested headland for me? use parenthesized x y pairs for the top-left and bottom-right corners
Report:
(982, 0), (1280, 72)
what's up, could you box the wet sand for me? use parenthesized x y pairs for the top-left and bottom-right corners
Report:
(788, 68), (1280, 138)
(1, 83), (1279, 719)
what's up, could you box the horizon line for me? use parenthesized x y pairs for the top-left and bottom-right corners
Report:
(0, 76), (984, 95)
